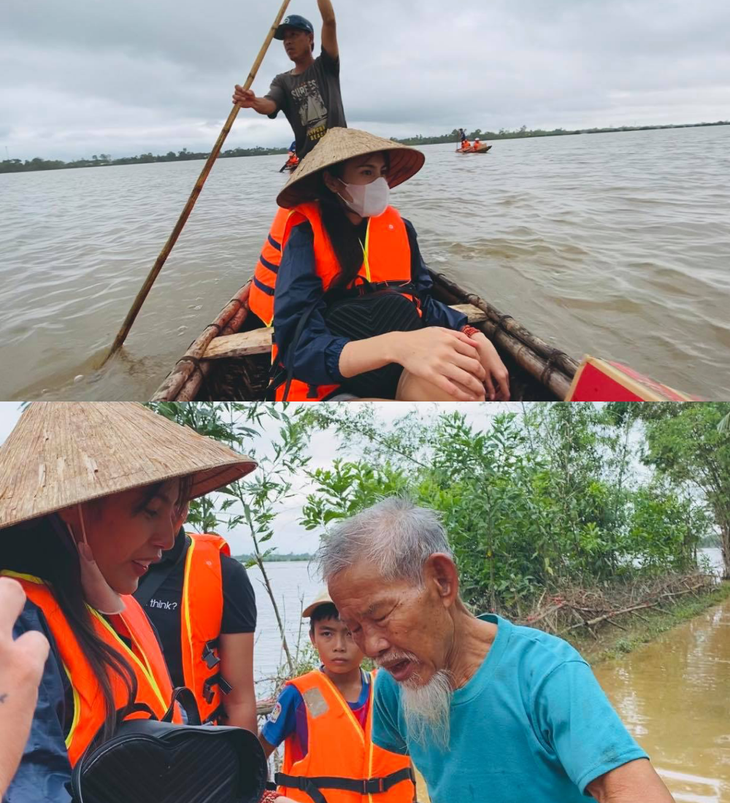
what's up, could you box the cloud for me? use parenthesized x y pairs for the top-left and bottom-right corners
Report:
(2, 1), (729, 158)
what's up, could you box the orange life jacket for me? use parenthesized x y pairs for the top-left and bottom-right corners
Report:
(271, 201), (416, 402)
(3, 570), (179, 767)
(276, 670), (415, 803)
(180, 532), (232, 724)
(250, 206), (290, 326)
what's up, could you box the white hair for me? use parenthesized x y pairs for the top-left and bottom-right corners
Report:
(317, 497), (454, 585)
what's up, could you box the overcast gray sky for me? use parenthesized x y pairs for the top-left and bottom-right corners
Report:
(2, 0), (729, 161)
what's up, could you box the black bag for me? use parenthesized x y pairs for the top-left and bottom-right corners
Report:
(323, 286), (424, 399)
(71, 688), (267, 803)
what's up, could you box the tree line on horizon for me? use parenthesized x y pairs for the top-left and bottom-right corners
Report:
(2, 120), (727, 174)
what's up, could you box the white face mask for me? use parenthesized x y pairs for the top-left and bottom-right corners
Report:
(72, 504), (126, 616)
(338, 176), (390, 218)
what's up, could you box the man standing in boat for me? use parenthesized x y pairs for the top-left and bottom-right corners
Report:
(233, 0), (345, 159)
(233, 0), (347, 326)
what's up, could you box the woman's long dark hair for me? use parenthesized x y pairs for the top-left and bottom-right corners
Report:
(317, 153), (391, 292)
(1, 515), (138, 744)
(0, 478), (192, 746)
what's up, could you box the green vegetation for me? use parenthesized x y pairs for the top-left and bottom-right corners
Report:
(0, 146), (288, 174)
(299, 403), (728, 617)
(149, 402), (729, 653)
(394, 120), (730, 146)
(625, 402), (730, 580)
(4, 120), (728, 174)
(571, 581), (730, 664)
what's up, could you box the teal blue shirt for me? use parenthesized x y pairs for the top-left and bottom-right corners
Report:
(372, 614), (648, 802)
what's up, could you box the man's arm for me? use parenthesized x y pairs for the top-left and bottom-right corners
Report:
(317, 0), (338, 58)
(219, 633), (257, 732)
(586, 759), (674, 803)
(257, 732), (277, 761)
(232, 86), (278, 116)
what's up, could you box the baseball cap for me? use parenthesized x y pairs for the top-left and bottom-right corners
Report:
(274, 15), (315, 40)
(302, 589), (335, 619)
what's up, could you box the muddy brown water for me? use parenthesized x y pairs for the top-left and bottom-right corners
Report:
(593, 596), (730, 802)
(1, 125), (728, 400)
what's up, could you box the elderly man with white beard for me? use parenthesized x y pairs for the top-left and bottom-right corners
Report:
(318, 498), (675, 803)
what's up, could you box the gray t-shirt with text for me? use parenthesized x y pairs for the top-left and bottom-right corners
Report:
(265, 48), (347, 158)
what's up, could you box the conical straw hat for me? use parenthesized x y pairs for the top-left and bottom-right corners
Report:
(0, 403), (256, 530)
(277, 127), (425, 209)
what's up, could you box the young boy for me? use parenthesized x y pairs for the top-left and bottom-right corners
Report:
(258, 591), (415, 803)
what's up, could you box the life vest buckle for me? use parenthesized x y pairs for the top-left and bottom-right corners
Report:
(363, 778), (386, 794)
(202, 640), (220, 670)
(203, 673), (233, 704)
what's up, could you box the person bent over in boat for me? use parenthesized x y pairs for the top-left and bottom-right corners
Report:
(319, 498), (676, 803)
(259, 590), (416, 803)
(266, 127), (510, 402)
(0, 402), (257, 803)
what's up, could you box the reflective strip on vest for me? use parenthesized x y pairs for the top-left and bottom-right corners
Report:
(279, 670), (414, 803)
(180, 532), (229, 723)
(1, 571), (177, 766)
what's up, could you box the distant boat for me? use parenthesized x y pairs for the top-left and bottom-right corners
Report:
(279, 156), (299, 173)
(457, 142), (492, 154)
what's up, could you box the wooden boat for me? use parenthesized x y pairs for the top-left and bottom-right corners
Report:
(457, 142), (492, 154)
(152, 271), (579, 402)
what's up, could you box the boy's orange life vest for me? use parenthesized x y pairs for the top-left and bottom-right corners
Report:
(2, 571), (180, 767)
(179, 532), (232, 724)
(276, 669), (415, 803)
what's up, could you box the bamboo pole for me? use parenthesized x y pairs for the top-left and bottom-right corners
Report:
(103, 0), (292, 365)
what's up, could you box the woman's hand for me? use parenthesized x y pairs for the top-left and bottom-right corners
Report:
(468, 331), (511, 401)
(393, 328), (488, 401)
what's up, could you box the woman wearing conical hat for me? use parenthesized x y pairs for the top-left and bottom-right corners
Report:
(264, 127), (510, 403)
(0, 403), (260, 803)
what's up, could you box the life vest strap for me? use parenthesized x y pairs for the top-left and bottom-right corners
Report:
(203, 672), (233, 704)
(325, 280), (417, 303)
(276, 766), (415, 799)
(203, 702), (227, 725)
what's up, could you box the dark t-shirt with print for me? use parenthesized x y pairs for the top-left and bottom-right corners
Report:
(134, 532), (257, 689)
(265, 47), (347, 157)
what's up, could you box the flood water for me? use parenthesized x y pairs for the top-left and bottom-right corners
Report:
(1, 124), (729, 400)
(594, 597), (730, 803)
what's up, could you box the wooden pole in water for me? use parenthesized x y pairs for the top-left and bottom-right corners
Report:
(103, 0), (292, 365)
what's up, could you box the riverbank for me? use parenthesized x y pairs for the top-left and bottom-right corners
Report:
(3, 120), (728, 174)
(568, 580), (730, 664)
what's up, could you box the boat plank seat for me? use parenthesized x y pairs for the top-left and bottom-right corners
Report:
(202, 304), (488, 360)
